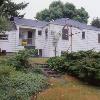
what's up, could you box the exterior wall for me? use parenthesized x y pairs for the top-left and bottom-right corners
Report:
(47, 24), (71, 57)
(0, 29), (19, 52)
(0, 23), (100, 57)
(48, 24), (100, 57)
(41, 25), (50, 57)
(70, 29), (100, 52)
(35, 27), (45, 49)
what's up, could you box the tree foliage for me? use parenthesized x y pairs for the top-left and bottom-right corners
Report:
(7, 49), (38, 70)
(0, 0), (28, 32)
(47, 50), (100, 86)
(91, 17), (100, 28)
(0, 16), (10, 32)
(36, 1), (89, 23)
(0, 0), (28, 18)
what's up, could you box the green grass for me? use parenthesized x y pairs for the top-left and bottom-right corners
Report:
(0, 56), (49, 65)
(29, 57), (49, 64)
(0, 55), (9, 60)
(0, 55), (11, 64)
(37, 75), (100, 100)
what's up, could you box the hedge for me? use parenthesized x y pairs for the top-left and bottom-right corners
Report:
(47, 50), (100, 86)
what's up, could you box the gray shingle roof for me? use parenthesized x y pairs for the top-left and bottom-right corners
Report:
(14, 17), (48, 28)
(50, 18), (100, 31)
(14, 17), (100, 31)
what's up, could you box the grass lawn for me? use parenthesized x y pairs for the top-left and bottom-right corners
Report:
(37, 75), (100, 100)
(0, 55), (12, 63)
(29, 57), (49, 64)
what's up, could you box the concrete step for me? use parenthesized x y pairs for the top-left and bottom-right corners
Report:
(41, 68), (60, 78)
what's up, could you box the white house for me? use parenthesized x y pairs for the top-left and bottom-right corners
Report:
(0, 17), (100, 57)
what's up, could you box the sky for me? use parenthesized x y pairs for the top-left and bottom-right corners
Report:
(14, 0), (100, 23)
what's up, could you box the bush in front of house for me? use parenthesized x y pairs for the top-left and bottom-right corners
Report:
(62, 50), (100, 61)
(47, 57), (68, 73)
(0, 65), (48, 100)
(7, 49), (37, 70)
(47, 50), (100, 86)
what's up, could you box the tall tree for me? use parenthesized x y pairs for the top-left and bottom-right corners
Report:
(73, 7), (89, 23)
(0, 16), (10, 32)
(0, 0), (28, 32)
(91, 17), (100, 28)
(36, 1), (89, 23)
(63, 2), (76, 19)
(0, 0), (28, 18)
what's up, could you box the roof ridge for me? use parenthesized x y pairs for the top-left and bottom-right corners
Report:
(14, 17), (48, 28)
(14, 17), (48, 23)
(51, 18), (100, 31)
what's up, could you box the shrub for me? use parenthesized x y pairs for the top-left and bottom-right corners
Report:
(78, 59), (100, 85)
(7, 49), (37, 70)
(67, 61), (81, 76)
(62, 50), (100, 61)
(47, 50), (100, 86)
(47, 57), (68, 72)
(0, 65), (48, 100)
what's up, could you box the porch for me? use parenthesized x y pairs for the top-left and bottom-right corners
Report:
(19, 27), (43, 57)
(19, 28), (36, 48)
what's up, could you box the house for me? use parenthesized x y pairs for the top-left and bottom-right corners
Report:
(0, 17), (100, 57)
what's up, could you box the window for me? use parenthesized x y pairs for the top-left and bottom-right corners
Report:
(39, 49), (42, 57)
(28, 31), (32, 38)
(28, 31), (33, 45)
(45, 28), (48, 34)
(45, 28), (48, 39)
(0, 34), (8, 40)
(38, 30), (42, 35)
(19, 33), (27, 39)
(98, 34), (100, 43)
(82, 32), (85, 39)
(62, 28), (69, 40)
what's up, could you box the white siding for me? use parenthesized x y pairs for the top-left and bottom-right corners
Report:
(35, 28), (45, 49)
(0, 30), (18, 52)
(0, 23), (100, 57)
(48, 24), (100, 57)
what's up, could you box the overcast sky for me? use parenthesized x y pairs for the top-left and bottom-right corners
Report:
(14, 0), (100, 23)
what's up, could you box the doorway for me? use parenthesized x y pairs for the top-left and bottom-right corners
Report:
(27, 31), (33, 46)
